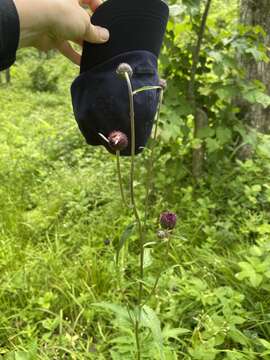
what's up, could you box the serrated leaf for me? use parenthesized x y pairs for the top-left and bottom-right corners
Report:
(141, 305), (164, 359)
(206, 138), (220, 153)
(236, 261), (263, 287)
(216, 127), (232, 145)
(162, 325), (190, 340)
(243, 88), (270, 108)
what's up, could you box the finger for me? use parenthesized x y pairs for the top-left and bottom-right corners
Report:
(57, 41), (81, 65)
(85, 23), (109, 43)
(81, 9), (109, 43)
(82, 0), (102, 12)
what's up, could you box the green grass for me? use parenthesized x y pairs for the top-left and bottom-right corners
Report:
(1, 49), (270, 359)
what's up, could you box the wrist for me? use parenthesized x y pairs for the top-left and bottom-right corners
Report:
(13, 0), (55, 48)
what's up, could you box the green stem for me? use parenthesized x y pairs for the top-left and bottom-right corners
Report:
(116, 150), (127, 207)
(125, 72), (144, 360)
(135, 319), (141, 360)
(143, 235), (171, 307)
(144, 89), (164, 227)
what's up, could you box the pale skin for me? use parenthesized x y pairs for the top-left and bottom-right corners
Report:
(13, 0), (110, 65)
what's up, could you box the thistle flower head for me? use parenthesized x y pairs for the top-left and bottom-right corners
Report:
(159, 211), (177, 230)
(108, 131), (128, 152)
(159, 78), (167, 90)
(116, 63), (133, 79)
(104, 239), (111, 246)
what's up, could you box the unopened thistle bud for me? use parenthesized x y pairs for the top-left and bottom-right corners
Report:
(159, 78), (167, 90)
(108, 131), (128, 152)
(104, 239), (111, 246)
(159, 211), (177, 230)
(116, 63), (133, 79)
(157, 230), (168, 239)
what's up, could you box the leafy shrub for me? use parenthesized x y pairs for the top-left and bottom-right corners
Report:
(30, 64), (59, 92)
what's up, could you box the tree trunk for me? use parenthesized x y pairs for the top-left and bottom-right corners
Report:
(192, 108), (208, 178)
(189, 0), (212, 179)
(240, 0), (270, 133)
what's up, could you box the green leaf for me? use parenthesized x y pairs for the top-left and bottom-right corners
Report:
(228, 329), (248, 346)
(257, 223), (270, 234)
(208, 50), (223, 63)
(189, 342), (217, 360)
(206, 138), (220, 153)
(246, 47), (265, 61)
(242, 88), (270, 108)
(169, 4), (186, 18)
(196, 127), (215, 139)
(116, 223), (135, 265)
(141, 305), (164, 359)
(4, 352), (33, 360)
(143, 248), (153, 269)
(161, 120), (182, 142)
(41, 317), (59, 332)
(162, 325), (190, 340)
(216, 127), (232, 145)
(92, 302), (132, 324)
(236, 261), (263, 287)
(259, 338), (270, 350)
(216, 85), (239, 101)
(14, 353), (31, 360)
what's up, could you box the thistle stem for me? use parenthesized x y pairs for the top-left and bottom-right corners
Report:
(144, 89), (164, 227)
(116, 150), (127, 207)
(143, 235), (170, 307)
(125, 72), (144, 360)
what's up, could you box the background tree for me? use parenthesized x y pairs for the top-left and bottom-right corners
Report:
(240, 0), (270, 133)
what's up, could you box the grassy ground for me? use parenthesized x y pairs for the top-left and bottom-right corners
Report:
(1, 50), (270, 359)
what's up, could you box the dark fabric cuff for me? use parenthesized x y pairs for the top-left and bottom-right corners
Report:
(0, 0), (20, 71)
(81, 0), (169, 73)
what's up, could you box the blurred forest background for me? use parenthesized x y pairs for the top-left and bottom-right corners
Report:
(1, 0), (270, 358)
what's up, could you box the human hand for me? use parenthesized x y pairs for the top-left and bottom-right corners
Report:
(13, 0), (109, 65)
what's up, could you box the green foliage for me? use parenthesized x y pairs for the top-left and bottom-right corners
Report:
(116, 223), (135, 265)
(30, 64), (59, 92)
(1, 0), (270, 358)
(161, 0), (270, 166)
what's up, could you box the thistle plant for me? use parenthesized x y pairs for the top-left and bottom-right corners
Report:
(113, 63), (177, 359)
(160, 211), (177, 230)
(108, 130), (128, 207)
(108, 131), (128, 152)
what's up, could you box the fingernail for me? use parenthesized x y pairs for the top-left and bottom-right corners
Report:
(99, 27), (110, 42)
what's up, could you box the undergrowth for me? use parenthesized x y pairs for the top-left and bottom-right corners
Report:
(1, 48), (270, 359)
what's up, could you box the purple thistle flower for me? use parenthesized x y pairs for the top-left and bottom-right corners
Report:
(159, 211), (177, 230)
(108, 131), (128, 152)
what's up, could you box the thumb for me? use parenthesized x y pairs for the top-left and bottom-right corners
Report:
(84, 20), (109, 43)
